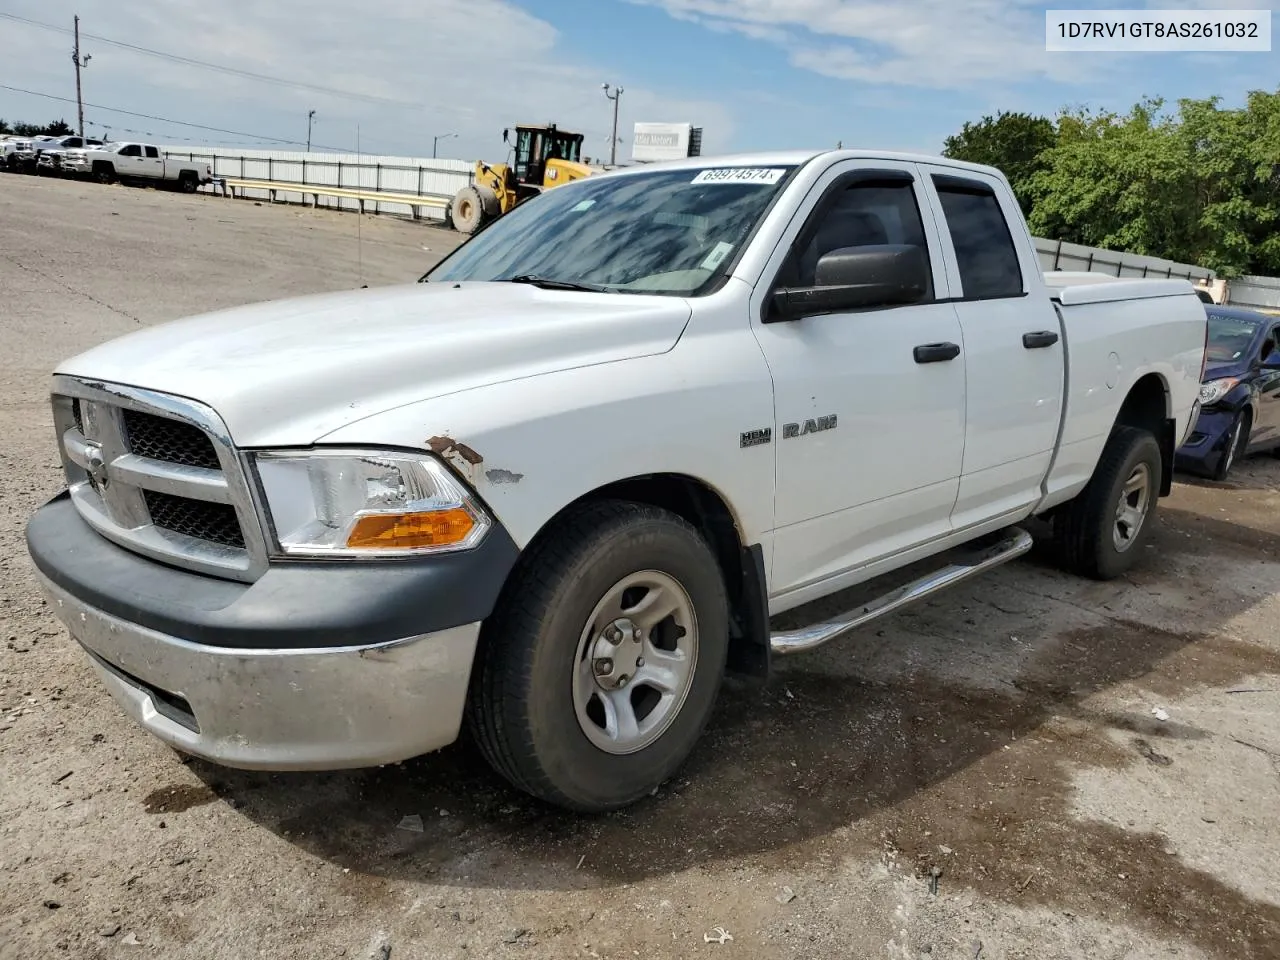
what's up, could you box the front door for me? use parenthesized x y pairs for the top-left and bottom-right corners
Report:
(115, 144), (145, 175)
(750, 160), (967, 602)
(1250, 323), (1280, 449)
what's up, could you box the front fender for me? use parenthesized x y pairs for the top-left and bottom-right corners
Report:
(315, 340), (777, 554)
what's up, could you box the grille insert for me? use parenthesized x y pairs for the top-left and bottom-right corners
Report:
(123, 410), (221, 470)
(143, 490), (245, 549)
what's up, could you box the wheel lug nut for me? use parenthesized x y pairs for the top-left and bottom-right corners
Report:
(636, 658), (645, 667)
(618, 675), (629, 687)
(594, 658), (613, 676)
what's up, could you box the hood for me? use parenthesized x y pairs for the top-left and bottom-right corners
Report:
(1204, 359), (1251, 382)
(57, 281), (692, 447)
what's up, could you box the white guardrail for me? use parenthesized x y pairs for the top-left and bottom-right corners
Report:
(165, 147), (475, 222)
(165, 147), (1219, 283)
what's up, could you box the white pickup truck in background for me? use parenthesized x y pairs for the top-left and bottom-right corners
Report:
(26, 149), (1206, 813)
(63, 141), (212, 191)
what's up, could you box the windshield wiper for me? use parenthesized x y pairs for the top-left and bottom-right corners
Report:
(506, 274), (611, 293)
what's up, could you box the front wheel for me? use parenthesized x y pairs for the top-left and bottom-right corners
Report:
(466, 501), (729, 812)
(1211, 411), (1248, 481)
(1055, 425), (1162, 580)
(450, 186), (486, 234)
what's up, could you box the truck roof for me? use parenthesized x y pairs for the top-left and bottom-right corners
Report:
(613, 148), (1009, 183)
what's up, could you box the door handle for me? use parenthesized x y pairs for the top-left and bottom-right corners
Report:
(913, 342), (961, 364)
(1022, 330), (1060, 349)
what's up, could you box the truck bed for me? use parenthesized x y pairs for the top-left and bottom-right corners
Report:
(1044, 272), (1198, 305)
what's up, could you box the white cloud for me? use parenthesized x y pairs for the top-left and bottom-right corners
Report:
(1, 0), (735, 161)
(629, 0), (1106, 88)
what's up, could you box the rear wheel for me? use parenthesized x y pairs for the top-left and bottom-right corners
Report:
(1055, 425), (1162, 580)
(177, 172), (199, 193)
(1211, 410), (1249, 481)
(466, 500), (729, 812)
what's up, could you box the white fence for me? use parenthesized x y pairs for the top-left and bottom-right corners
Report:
(1226, 274), (1280, 311)
(1035, 238), (1213, 282)
(164, 147), (474, 221)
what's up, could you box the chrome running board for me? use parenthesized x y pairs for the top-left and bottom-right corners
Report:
(769, 527), (1034, 656)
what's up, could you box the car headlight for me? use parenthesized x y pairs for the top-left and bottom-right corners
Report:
(252, 448), (491, 557)
(1199, 377), (1240, 406)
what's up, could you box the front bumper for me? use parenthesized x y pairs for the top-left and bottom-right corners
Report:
(37, 569), (480, 769)
(26, 494), (518, 770)
(1174, 407), (1237, 476)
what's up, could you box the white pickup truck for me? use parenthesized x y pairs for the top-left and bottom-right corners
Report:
(26, 150), (1207, 812)
(63, 141), (211, 191)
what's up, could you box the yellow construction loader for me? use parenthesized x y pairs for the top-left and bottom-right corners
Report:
(448, 123), (596, 234)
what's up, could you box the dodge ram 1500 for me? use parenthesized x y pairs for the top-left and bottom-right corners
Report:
(26, 149), (1207, 812)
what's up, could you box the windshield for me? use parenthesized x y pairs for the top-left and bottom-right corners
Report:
(1206, 312), (1262, 362)
(426, 164), (798, 296)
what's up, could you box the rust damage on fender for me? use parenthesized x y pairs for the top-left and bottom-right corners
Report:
(426, 435), (483, 466)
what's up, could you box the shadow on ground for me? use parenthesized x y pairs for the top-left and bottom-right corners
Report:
(176, 502), (1280, 959)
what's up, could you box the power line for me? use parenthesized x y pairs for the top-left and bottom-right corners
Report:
(0, 83), (351, 150)
(0, 11), (411, 108)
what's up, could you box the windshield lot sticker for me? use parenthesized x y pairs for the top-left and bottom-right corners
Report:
(700, 241), (735, 271)
(691, 168), (786, 185)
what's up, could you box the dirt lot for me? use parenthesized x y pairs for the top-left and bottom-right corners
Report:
(2, 173), (1279, 960)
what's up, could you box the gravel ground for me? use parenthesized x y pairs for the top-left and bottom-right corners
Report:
(2, 173), (1279, 960)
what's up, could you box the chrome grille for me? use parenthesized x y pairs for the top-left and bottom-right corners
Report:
(122, 410), (221, 470)
(143, 491), (246, 548)
(51, 376), (269, 583)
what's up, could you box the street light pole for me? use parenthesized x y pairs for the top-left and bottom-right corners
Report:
(432, 133), (456, 158)
(602, 82), (624, 167)
(306, 110), (316, 152)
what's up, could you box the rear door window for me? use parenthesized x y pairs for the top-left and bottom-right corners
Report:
(932, 176), (1025, 300)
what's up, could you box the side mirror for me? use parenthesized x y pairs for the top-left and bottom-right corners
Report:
(769, 245), (930, 322)
(1261, 350), (1280, 369)
(502, 128), (510, 144)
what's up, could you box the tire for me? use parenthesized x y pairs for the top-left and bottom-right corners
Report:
(92, 161), (116, 184)
(466, 500), (730, 812)
(450, 186), (487, 234)
(1211, 411), (1249, 481)
(1055, 425), (1162, 580)
(177, 173), (198, 193)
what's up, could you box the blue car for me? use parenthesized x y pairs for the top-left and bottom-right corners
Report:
(1175, 305), (1280, 480)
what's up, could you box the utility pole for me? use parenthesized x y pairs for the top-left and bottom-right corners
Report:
(306, 109), (316, 151)
(72, 16), (91, 139)
(602, 82), (623, 167)
(432, 132), (456, 158)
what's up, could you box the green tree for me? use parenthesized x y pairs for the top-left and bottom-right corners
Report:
(941, 111), (1057, 216)
(0, 119), (11, 135)
(1026, 92), (1280, 277)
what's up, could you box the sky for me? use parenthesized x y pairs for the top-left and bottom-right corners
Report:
(0, 0), (1276, 163)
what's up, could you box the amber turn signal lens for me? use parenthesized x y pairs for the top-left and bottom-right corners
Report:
(345, 508), (476, 549)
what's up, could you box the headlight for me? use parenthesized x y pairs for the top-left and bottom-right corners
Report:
(1199, 377), (1240, 406)
(252, 449), (491, 557)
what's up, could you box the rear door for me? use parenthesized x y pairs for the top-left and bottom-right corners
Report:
(750, 160), (967, 600)
(140, 145), (165, 178)
(919, 167), (1064, 529)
